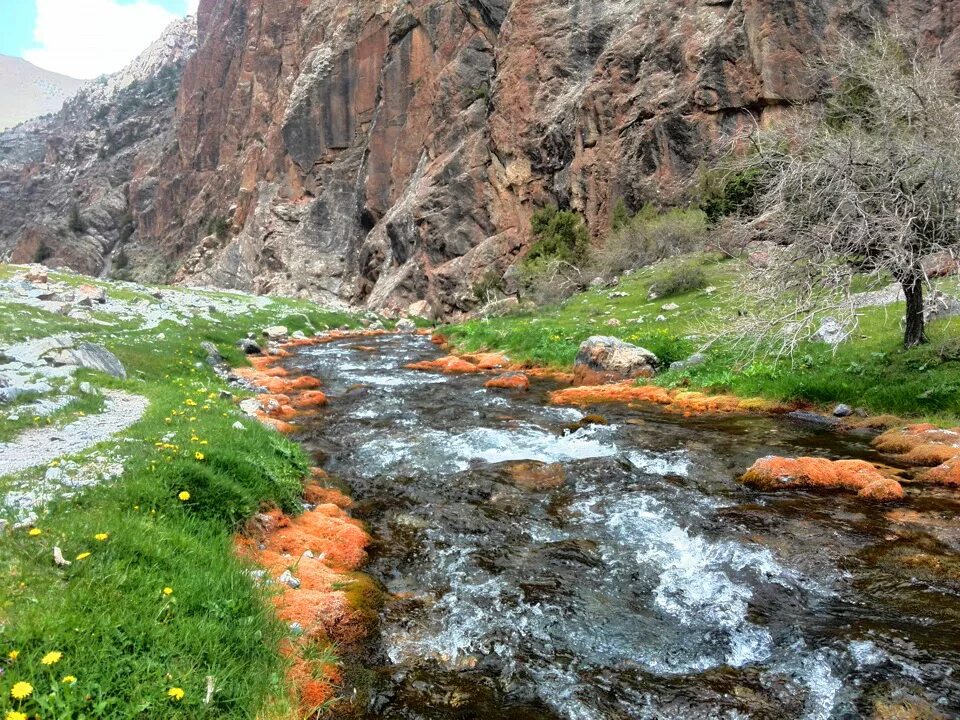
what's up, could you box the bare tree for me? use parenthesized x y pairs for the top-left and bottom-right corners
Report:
(737, 25), (960, 348)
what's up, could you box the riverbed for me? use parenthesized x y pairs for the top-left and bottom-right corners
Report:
(288, 333), (960, 719)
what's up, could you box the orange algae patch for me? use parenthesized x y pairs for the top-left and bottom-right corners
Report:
(922, 458), (960, 487)
(549, 382), (781, 416)
(304, 483), (353, 508)
(485, 373), (530, 391)
(255, 414), (298, 434)
(430, 333), (448, 345)
(873, 425), (960, 464)
(406, 355), (480, 374)
(236, 481), (377, 715)
(294, 390), (328, 408)
(741, 456), (904, 502)
(460, 352), (510, 370)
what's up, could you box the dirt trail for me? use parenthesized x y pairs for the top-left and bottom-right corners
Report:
(0, 391), (148, 476)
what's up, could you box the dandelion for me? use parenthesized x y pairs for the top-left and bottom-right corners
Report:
(41, 651), (63, 665)
(6, 710), (27, 720)
(10, 681), (32, 700)
(163, 587), (173, 596)
(194, 452), (204, 461)
(28, 528), (41, 537)
(94, 533), (109, 541)
(76, 552), (91, 561)
(167, 687), (185, 701)
(7, 650), (18, 661)
(178, 491), (190, 501)
(62, 675), (77, 684)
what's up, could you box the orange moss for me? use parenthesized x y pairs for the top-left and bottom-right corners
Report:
(430, 333), (448, 345)
(485, 373), (530, 391)
(549, 382), (783, 416)
(460, 352), (510, 370)
(236, 481), (376, 716)
(921, 458), (960, 487)
(254, 414), (298, 434)
(304, 483), (353, 508)
(406, 355), (480, 374)
(294, 390), (328, 408)
(741, 456), (903, 502)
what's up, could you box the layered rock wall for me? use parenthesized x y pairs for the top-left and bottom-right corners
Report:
(2, 1), (958, 317)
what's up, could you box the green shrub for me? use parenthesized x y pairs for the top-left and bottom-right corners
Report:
(592, 206), (707, 279)
(648, 265), (709, 298)
(698, 167), (764, 223)
(472, 269), (505, 304)
(526, 207), (589, 265)
(206, 215), (230, 240)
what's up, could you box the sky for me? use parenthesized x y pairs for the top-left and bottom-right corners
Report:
(0, 0), (198, 79)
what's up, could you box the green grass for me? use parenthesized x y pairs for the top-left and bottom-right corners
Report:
(0, 265), (362, 718)
(445, 254), (960, 422)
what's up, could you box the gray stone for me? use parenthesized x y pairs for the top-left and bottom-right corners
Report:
(278, 570), (301, 589)
(49, 343), (126, 379)
(669, 353), (706, 372)
(291, 330), (307, 339)
(79, 382), (96, 395)
(661, 303), (680, 311)
(925, 291), (960, 322)
(811, 317), (850, 346)
(574, 336), (658, 380)
(232, 421), (246, 430)
(200, 341), (223, 366)
(832, 404), (853, 418)
(786, 410), (841, 428)
(396, 318), (416, 332)
(262, 325), (288, 341)
(238, 338), (262, 355)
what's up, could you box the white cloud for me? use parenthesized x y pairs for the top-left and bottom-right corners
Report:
(24, 0), (182, 79)
(186, 0), (200, 12)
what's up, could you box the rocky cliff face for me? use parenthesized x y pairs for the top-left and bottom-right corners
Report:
(2, 1), (958, 317)
(0, 18), (196, 278)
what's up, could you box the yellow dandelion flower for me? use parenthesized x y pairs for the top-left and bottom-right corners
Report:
(62, 675), (77, 684)
(7, 710), (28, 720)
(199, 440), (208, 445)
(163, 587), (174, 596)
(167, 687), (185, 701)
(95, 533), (109, 541)
(7, 650), (19, 660)
(28, 528), (41, 537)
(178, 491), (190, 501)
(41, 650), (63, 665)
(10, 681), (33, 700)
(76, 552), (91, 561)
(194, 452), (204, 461)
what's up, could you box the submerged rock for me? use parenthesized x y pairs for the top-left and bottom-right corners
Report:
(573, 336), (658, 384)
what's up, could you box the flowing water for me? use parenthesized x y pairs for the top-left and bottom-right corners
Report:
(289, 334), (960, 719)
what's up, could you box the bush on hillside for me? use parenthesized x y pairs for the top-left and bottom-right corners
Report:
(648, 265), (709, 298)
(527, 207), (590, 265)
(698, 166), (764, 224)
(592, 205), (707, 279)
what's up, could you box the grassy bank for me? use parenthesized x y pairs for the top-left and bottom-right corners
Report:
(445, 254), (960, 423)
(0, 267), (359, 718)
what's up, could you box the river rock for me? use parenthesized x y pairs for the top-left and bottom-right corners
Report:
(76, 284), (106, 304)
(238, 338), (262, 354)
(278, 570), (301, 589)
(396, 318), (416, 332)
(407, 300), (431, 318)
(669, 353), (706, 372)
(262, 325), (288, 341)
(200, 341), (223, 366)
(573, 336), (658, 385)
(832, 404), (853, 418)
(48, 343), (126, 379)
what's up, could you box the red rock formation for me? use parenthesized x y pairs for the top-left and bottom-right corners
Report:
(4, 1), (958, 316)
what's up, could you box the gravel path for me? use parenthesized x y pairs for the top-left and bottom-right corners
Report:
(0, 390), (148, 476)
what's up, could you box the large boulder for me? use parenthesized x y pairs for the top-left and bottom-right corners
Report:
(48, 343), (126, 379)
(573, 336), (658, 385)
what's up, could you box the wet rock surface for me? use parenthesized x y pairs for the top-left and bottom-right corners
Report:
(287, 334), (960, 719)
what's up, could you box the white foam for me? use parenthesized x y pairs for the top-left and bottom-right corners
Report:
(628, 449), (691, 477)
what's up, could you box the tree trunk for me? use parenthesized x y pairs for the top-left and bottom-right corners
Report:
(902, 273), (927, 348)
